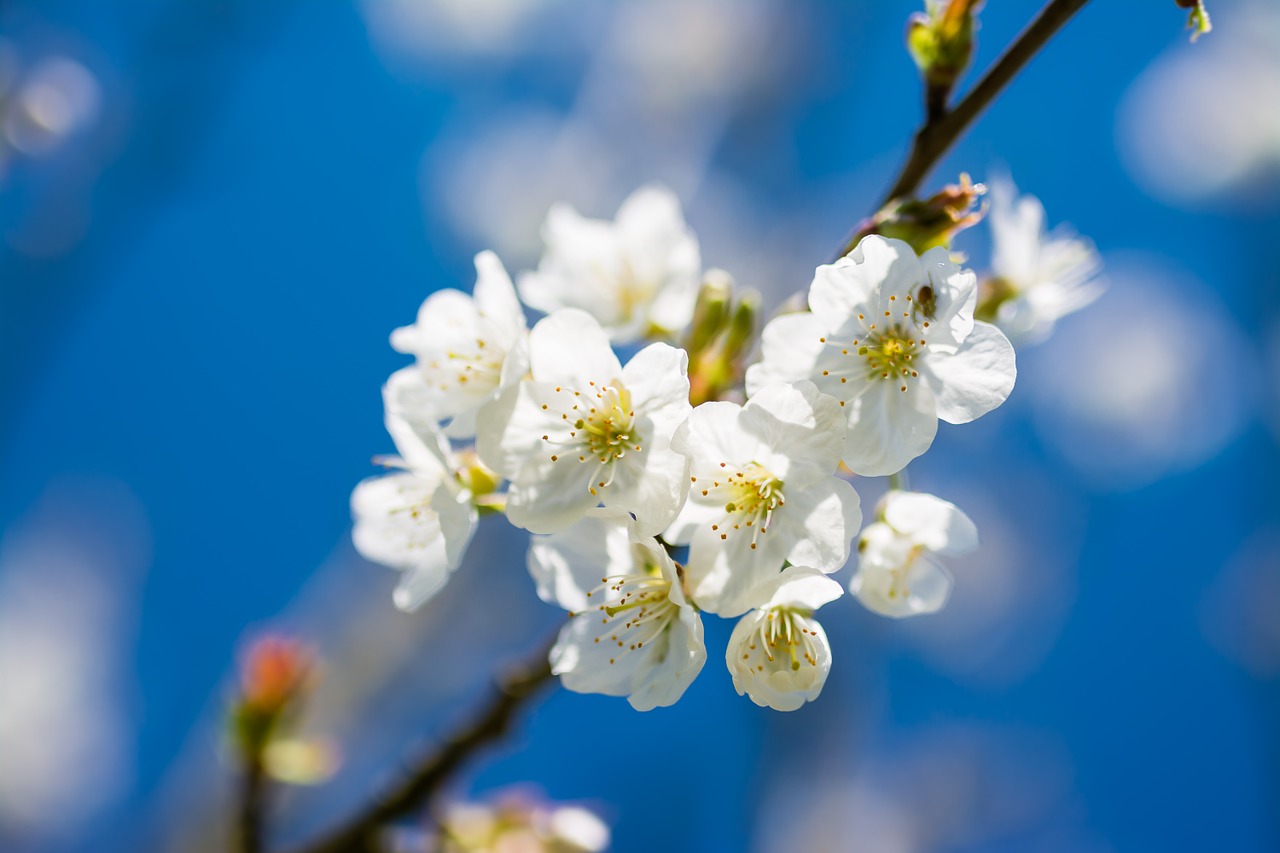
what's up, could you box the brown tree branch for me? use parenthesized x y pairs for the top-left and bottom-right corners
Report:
(838, 0), (1093, 258)
(236, 755), (268, 853)
(284, 631), (558, 853)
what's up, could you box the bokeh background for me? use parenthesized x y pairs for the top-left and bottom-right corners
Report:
(1, 0), (1277, 851)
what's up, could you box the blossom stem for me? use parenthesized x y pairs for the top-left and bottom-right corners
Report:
(285, 630), (559, 853)
(236, 753), (268, 853)
(837, 0), (1093, 258)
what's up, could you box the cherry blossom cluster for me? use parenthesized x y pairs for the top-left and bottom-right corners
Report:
(351, 182), (1102, 712)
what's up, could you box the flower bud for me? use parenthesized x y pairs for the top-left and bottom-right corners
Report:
(686, 288), (759, 407)
(907, 0), (984, 116)
(685, 269), (734, 356)
(1177, 0), (1211, 41)
(721, 288), (759, 362)
(230, 635), (314, 758)
(845, 174), (985, 256)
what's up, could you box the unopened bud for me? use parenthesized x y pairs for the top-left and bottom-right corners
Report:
(231, 635), (315, 758)
(722, 289), (760, 361)
(906, 0), (984, 116)
(240, 635), (312, 716)
(686, 269), (734, 356)
(846, 174), (985, 256)
(1176, 0), (1211, 41)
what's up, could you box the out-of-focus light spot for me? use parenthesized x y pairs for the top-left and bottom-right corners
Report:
(605, 0), (787, 117)
(362, 0), (564, 63)
(1201, 529), (1280, 679)
(0, 479), (149, 840)
(4, 56), (101, 155)
(1117, 0), (1280, 206)
(1026, 254), (1257, 490)
(428, 111), (625, 263)
(755, 725), (1094, 853)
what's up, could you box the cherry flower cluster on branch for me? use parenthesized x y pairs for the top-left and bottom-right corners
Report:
(350, 180), (1102, 714)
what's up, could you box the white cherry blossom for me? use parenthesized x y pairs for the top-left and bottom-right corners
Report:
(985, 176), (1104, 344)
(527, 509), (706, 711)
(850, 490), (978, 618)
(727, 566), (843, 712)
(476, 309), (691, 535)
(664, 381), (861, 617)
(745, 234), (1017, 477)
(517, 185), (701, 344)
(387, 250), (528, 438)
(351, 412), (477, 612)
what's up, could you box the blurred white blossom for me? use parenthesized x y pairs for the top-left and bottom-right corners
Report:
(519, 185), (702, 343)
(1025, 253), (1257, 489)
(851, 490), (978, 618)
(437, 791), (609, 853)
(982, 175), (1104, 344)
(350, 412), (478, 611)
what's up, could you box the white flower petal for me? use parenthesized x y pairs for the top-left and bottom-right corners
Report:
(743, 312), (827, 396)
(527, 508), (641, 612)
(542, 511), (705, 710)
(470, 250), (525, 346)
(620, 342), (690, 418)
(881, 491), (978, 555)
(745, 565), (845, 611)
(917, 246), (978, 351)
(737, 381), (846, 480)
(726, 608), (832, 711)
(615, 185), (701, 335)
(781, 477), (861, 572)
(609, 439), (689, 536)
(385, 409), (453, 480)
(670, 401), (765, 470)
(626, 609), (705, 711)
(923, 321), (1017, 424)
(351, 473), (476, 612)
(850, 554), (953, 618)
(528, 309), (623, 386)
(684, 522), (790, 617)
(812, 236), (922, 330)
(504, 455), (602, 535)
(520, 187), (700, 343)
(840, 379), (938, 477)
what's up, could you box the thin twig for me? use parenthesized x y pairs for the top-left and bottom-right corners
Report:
(838, 0), (1092, 258)
(287, 632), (558, 853)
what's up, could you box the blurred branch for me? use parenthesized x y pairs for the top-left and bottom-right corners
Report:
(237, 756), (268, 853)
(287, 632), (558, 853)
(838, 0), (1092, 258)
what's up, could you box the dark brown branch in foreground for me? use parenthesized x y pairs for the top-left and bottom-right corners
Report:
(237, 756), (267, 853)
(838, 0), (1092, 258)
(287, 632), (558, 853)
